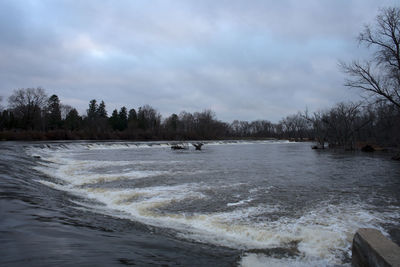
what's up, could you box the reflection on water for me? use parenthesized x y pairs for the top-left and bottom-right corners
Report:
(1, 140), (399, 266)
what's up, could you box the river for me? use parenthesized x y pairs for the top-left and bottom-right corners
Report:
(1, 140), (399, 266)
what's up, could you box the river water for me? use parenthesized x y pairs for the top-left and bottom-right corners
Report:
(1, 140), (399, 266)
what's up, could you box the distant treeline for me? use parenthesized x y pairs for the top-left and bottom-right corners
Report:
(0, 87), (399, 150)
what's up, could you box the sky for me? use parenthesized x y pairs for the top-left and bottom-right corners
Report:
(0, 0), (398, 122)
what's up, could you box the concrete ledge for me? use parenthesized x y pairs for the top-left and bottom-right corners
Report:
(352, 228), (400, 267)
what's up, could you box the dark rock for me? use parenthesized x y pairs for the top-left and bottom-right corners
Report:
(171, 144), (187, 150)
(192, 143), (204, 150)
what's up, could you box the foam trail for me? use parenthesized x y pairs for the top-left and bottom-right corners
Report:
(52, 181), (394, 265)
(227, 198), (254, 207)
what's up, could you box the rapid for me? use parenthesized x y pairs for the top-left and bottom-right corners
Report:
(1, 140), (399, 266)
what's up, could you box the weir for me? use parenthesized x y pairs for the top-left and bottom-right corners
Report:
(352, 228), (400, 267)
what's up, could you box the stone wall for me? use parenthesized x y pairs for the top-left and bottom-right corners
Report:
(352, 228), (400, 267)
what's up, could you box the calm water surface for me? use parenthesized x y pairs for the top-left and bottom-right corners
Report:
(1, 141), (399, 266)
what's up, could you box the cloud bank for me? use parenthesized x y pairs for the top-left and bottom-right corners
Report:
(0, 0), (398, 121)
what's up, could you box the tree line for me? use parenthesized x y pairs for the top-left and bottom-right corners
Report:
(0, 86), (398, 150)
(0, 7), (398, 151)
(0, 88), (231, 140)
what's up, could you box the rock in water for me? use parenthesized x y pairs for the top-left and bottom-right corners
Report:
(171, 144), (188, 150)
(192, 143), (203, 150)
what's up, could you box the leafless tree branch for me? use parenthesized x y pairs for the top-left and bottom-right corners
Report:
(343, 7), (400, 109)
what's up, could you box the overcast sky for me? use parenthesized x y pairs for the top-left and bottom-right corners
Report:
(0, 0), (398, 122)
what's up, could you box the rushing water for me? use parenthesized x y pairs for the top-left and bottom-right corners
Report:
(1, 140), (399, 266)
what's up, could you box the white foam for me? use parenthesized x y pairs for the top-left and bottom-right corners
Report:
(31, 148), (212, 186)
(37, 175), (397, 265)
(227, 198), (254, 207)
(66, 185), (389, 265)
(33, 157), (169, 186)
(37, 179), (69, 190)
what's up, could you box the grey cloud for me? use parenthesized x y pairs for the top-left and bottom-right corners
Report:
(0, 0), (398, 122)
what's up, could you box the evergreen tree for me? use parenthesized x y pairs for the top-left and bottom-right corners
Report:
(109, 109), (119, 130)
(87, 99), (98, 120)
(118, 106), (128, 131)
(128, 108), (137, 121)
(165, 113), (178, 132)
(64, 108), (82, 131)
(137, 107), (145, 130)
(47, 94), (62, 130)
(128, 108), (137, 129)
(97, 100), (107, 118)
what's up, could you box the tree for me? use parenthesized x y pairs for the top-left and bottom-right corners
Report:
(137, 105), (161, 131)
(317, 102), (372, 150)
(164, 113), (179, 135)
(118, 106), (128, 130)
(0, 96), (3, 128)
(368, 102), (400, 146)
(303, 110), (329, 148)
(178, 111), (195, 135)
(109, 109), (120, 130)
(108, 108), (128, 131)
(46, 94), (62, 130)
(64, 108), (82, 131)
(97, 100), (107, 118)
(279, 112), (309, 140)
(137, 106), (146, 130)
(249, 120), (275, 137)
(60, 104), (73, 120)
(128, 108), (137, 121)
(8, 87), (48, 130)
(0, 110), (17, 130)
(128, 108), (137, 130)
(342, 7), (400, 109)
(87, 99), (98, 120)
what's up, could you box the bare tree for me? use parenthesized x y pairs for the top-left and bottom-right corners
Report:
(178, 111), (195, 135)
(8, 87), (48, 129)
(249, 120), (274, 137)
(303, 110), (329, 148)
(327, 102), (363, 149)
(137, 105), (161, 132)
(280, 112), (309, 140)
(8, 87), (48, 112)
(341, 7), (400, 109)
